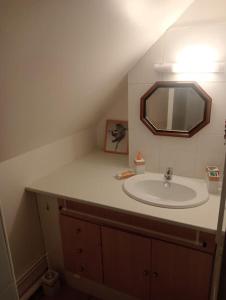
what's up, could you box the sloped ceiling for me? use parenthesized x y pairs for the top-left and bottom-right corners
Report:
(176, 0), (226, 25)
(0, 0), (194, 162)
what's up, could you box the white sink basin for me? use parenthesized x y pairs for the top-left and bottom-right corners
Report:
(123, 173), (209, 209)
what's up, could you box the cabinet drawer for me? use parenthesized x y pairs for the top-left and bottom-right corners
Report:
(61, 199), (216, 254)
(60, 215), (103, 282)
(60, 215), (100, 248)
(63, 251), (102, 282)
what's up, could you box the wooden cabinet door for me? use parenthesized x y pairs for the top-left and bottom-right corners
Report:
(151, 239), (213, 300)
(102, 226), (151, 300)
(60, 215), (102, 282)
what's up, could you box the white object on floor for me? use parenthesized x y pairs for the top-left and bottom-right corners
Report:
(42, 270), (60, 297)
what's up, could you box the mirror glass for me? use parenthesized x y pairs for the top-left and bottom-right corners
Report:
(140, 82), (212, 138)
(146, 87), (205, 132)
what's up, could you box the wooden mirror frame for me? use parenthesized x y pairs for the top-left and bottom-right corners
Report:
(140, 81), (212, 138)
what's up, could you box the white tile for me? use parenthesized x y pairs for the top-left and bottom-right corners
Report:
(129, 128), (161, 173)
(128, 83), (152, 131)
(128, 22), (226, 179)
(199, 82), (226, 134)
(162, 72), (226, 83)
(158, 137), (198, 177)
(195, 134), (226, 178)
(159, 148), (196, 177)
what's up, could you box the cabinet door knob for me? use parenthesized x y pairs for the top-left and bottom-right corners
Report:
(76, 228), (81, 234)
(77, 248), (83, 254)
(79, 266), (85, 272)
(153, 272), (159, 278)
(143, 270), (150, 277)
(202, 241), (207, 248)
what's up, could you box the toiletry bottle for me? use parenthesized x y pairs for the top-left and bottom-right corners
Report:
(134, 152), (145, 174)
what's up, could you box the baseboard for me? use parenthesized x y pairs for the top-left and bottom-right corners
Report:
(64, 271), (135, 300)
(16, 254), (48, 298)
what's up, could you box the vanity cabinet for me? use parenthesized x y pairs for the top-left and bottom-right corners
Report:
(101, 227), (213, 300)
(58, 199), (215, 300)
(60, 215), (103, 282)
(151, 240), (213, 300)
(102, 226), (151, 300)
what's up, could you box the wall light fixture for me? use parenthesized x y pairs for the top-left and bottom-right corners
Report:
(154, 62), (225, 73)
(154, 45), (225, 73)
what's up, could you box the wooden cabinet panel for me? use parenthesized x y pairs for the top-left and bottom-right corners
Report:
(60, 215), (102, 282)
(151, 240), (213, 300)
(63, 200), (216, 254)
(102, 226), (151, 300)
(58, 204), (214, 300)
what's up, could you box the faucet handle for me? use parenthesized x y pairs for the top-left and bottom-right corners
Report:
(166, 167), (173, 174)
(165, 167), (173, 180)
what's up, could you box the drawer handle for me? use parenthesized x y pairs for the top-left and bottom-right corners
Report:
(76, 228), (81, 234)
(79, 266), (85, 272)
(143, 270), (150, 277)
(77, 248), (83, 254)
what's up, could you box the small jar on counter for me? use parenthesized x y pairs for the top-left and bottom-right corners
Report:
(134, 152), (145, 174)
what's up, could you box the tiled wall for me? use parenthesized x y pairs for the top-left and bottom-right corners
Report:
(128, 22), (226, 178)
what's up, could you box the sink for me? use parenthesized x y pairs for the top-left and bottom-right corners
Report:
(123, 173), (209, 208)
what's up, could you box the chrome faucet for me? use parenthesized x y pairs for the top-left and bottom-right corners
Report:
(164, 167), (173, 181)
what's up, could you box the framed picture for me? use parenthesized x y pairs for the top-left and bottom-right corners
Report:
(104, 120), (128, 154)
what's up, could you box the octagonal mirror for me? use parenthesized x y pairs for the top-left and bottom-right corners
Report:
(140, 81), (212, 137)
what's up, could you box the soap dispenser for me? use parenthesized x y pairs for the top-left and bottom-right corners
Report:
(134, 152), (145, 174)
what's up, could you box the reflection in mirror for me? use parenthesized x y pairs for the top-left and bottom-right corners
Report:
(146, 87), (205, 132)
(140, 82), (212, 138)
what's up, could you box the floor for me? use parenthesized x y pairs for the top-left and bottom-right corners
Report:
(30, 286), (100, 300)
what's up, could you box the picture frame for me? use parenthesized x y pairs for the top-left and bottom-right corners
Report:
(104, 119), (128, 154)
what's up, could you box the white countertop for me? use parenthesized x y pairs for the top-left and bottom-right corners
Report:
(26, 151), (221, 233)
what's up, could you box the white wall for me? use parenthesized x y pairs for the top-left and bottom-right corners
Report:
(128, 21), (226, 178)
(0, 0), (195, 290)
(96, 78), (128, 149)
(0, 0), (193, 162)
(0, 210), (18, 300)
(0, 128), (95, 280)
